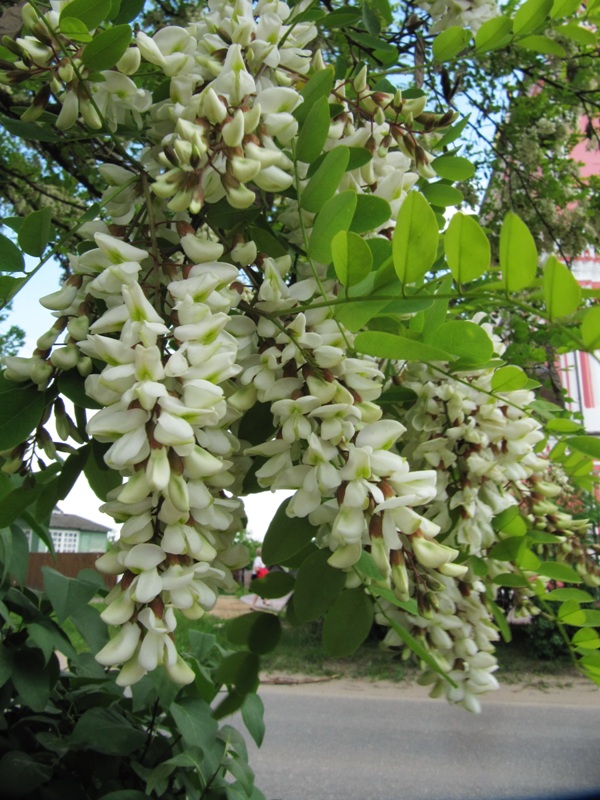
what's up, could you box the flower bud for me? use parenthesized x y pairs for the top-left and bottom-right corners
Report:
(117, 47), (141, 75)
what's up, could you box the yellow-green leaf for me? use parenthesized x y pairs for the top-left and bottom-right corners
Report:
(517, 34), (566, 55)
(500, 212), (538, 292)
(331, 231), (373, 287)
(475, 16), (513, 52)
(432, 26), (471, 61)
(513, 0), (553, 35)
(392, 192), (439, 285)
(444, 212), (490, 284)
(543, 255), (581, 320)
(581, 306), (600, 350)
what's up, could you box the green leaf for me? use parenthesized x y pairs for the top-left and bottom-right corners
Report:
(384, 612), (458, 678)
(424, 320), (494, 366)
(57, 370), (103, 409)
(581, 307), (600, 350)
(82, 24), (132, 71)
(71, 708), (147, 755)
(42, 567), (99, 624)
(513, 0), (553, 35)
(435, 114), (470, 149)
(262, 497), (315, 565)
(565, 436), (600, 459)
(555, 23), (596, 45)
(550, 0), (582, 18)
(475, 16), (513, 52)
(444, 213), (490, 284)
(322, 589), (374, 657)
(294, 68), (335, 125)
(0, 485), (42, 528)
(241, 693), (265, 748)
(355, 331), (454, 362)
(371, 585), (419, 615)
(492, 573), (530, 588)
(517, 35), (567, 55)
(500, 212), (538, 292)
(226, 613), (281, 655)
(331, 231), (373, 287)
(0, 375), (46, 450)
(59, 16), (93, 41)
(349, 195), (391, 233)
(12, 649), (53, 712)
(347, 147), (373, 171)
(300, 146), (350, 213)
(296, 96), (330, 163)
(432, 156), (475, 181)
(543, 255), (581, 320)
(293, 549), (346, 622)
(0, 115), (60, 143)
(546, 588), (595, 603)
(488, 537), (526, 561)
(486, 595), (512, 643)
(18, 207), (53, 257)
(319, 9), (362, 28)
(308, 191), (357, 263)
(355, 551), (385, 581)
(169, 698), (218, 749)
(432, 26), (471, 61)
(545, 418), (582, 433)
(392, 192), (439, 285)
(539, 561), (582, 583)
(0, 751), (52, 798)
(214, 652), (260, 695)
(0, 234), (25, 272)
(60, 0), (112, 30)
(421, 183), (463, 208)
(250, 570), (294, 599)
(84, 439), (122, 501)
(492, 506), (529, 537)
(0, 275), (25, 303)
(113, 0), (146, 23)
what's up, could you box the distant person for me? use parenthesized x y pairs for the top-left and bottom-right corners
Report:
(252, 547), (269, 580)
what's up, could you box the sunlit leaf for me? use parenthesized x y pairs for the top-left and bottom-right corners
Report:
(500, 212), (538, 292)
(444, 213), (490, 283)
(60, 0), (112, 30)
(432, 156), (475, 181)
(392, 192), (439, 285)
(356, 331), (454, 362)
(543, 255), (581, 320)
(432, 27), (471, 61)
(331, 231), (373, 287)
(308, 191), (357, 263)
(513, 0), (553, 35)
(475, 16), (513, 52)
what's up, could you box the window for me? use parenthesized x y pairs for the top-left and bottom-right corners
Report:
(51, 530), (79, 553)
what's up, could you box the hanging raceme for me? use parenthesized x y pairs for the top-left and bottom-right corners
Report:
(0, 0), (597, 714)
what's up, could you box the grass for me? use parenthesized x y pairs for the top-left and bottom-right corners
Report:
(176, 612), (583, 686)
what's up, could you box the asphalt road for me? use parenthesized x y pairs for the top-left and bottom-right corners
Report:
(243, 683), (600, 800)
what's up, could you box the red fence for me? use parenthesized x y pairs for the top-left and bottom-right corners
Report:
(26, 553), (118, 591)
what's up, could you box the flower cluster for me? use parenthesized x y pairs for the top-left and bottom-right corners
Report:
(417, 0), (499, 33)
(2, 0), (590, 707)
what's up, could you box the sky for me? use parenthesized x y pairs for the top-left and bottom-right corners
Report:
(1, 258), (290, 541)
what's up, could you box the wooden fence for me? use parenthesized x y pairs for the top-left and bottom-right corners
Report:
(26, 553), (118, 591)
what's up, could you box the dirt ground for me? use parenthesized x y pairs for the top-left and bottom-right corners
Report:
(210, 595), (600, 707)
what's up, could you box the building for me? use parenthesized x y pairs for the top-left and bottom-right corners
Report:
(27, 509), (111, 554)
